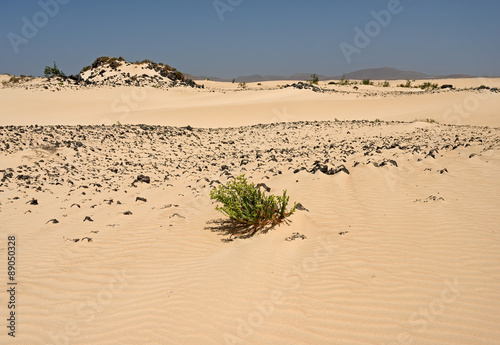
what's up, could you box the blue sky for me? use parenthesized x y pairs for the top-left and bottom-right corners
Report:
(1, 0), (499, 78)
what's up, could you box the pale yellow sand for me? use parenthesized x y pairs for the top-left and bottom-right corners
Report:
(0, 78), (499, 344)
(1, 77), (500, 127)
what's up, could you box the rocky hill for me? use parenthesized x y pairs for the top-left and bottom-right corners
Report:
(2, 57), (202, 90)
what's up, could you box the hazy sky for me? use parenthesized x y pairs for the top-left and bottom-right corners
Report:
(1, 0), (499, 78)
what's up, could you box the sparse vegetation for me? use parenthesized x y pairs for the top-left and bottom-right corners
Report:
(382, 81), (390, 87)
(80, 65), (91, 73)
(44, 61), (65, 77)
(232, 78), (236, 83)
(399, 79), (414, 88)
(238, 82), (247, 89)
(308, 74), (319, 85)
(362, 79), (373, 85)
(209, 175), (297, 230)
(418, 82), (439, 90)
(339, 75), (350, 85)
(134, 59), (153, 65)
(375, 118), (381, 122)
(257, 83), (262, 86)
(9, 76), (20, 83)
(3, 75), (34, 86)
(426, 118), (437, 123)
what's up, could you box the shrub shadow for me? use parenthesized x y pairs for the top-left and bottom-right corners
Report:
(204, 218), (291, 243)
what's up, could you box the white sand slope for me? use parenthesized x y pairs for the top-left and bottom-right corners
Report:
(0, 81), (499, 345)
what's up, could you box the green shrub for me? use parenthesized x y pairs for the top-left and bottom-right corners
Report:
(210, 175), (297, 229)
(339, 75), (350, 85)
(418, 82), (438, 90)
(257, 83), (262, 86)
(382, 81), (390, 87)
(362, 79), (371, 85)
(308, 74), (319, 85)
(238, 82), (247, 88)
(80, 65), (91, 73)
(399, 79), (414, 88)
(44, 61), (65, 77)
(175, 71), (185, 81)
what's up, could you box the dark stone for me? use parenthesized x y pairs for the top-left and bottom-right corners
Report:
(46, 219), (59, 224)
(441, 84), (453, 89)
(136, 175), (150, 183)
(256, 183), (271, 192)
(26, 198), (38, 205)
(83, 216), (93, 222)
(285, 232), (307, 241)
(136, 197), (147, 202)
(295, 203), (309, 212)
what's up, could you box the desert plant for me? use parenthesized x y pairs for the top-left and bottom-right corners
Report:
(426, 118), (437, 123)
(339, 75), (350, 85)
(257, 83), (262, 86)
(418, 82), (438, 90)
(399, 79), (414, 88)
(210, 175), (297, 229)
(308, 74), (319, 85)
(232, 78), (236, 83)
(382, 81), (390, 87)
(9, 76), (20, 83)
(238, 82), (247, 88)
(44, 61), (65, 77)
(362, 79), (372, 85)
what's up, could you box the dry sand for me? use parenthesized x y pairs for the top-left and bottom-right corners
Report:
(0, 78), (499, 345)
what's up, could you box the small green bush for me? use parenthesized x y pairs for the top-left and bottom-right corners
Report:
(308, 74), (319, 85)
(238, 82), (247, 88)
(210, 175), (297, 229)
(399, 79), (413, 88)
(44, 61), (65, 77)
(418, 82), (438, 90)
(382, 81), (390, 87)
(362, 79), (371, 85)
(339, 75), (350, 85)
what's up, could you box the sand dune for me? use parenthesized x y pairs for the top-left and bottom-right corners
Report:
(1, 79), (500, 344)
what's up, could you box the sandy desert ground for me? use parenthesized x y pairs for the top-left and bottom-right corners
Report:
(1, 76), (500, 345)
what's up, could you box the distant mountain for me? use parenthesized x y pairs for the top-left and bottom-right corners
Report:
(190, 67), (479, 82)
